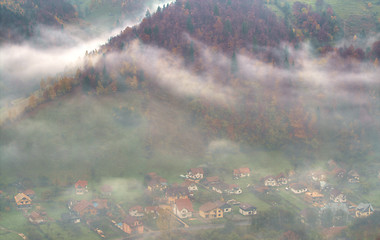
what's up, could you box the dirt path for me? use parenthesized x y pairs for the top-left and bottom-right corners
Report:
(0, 225), (27, 239)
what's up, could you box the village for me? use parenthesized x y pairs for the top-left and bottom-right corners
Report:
(1, 159), (378, 239)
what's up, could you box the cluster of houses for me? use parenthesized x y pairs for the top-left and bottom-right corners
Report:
(144, 167), (257, 221)
(7, 161), (377, 237)
(255, 160), (375, 220)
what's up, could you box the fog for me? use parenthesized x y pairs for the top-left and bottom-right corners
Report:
(0, 0), (175, 104)
(0, 2), (379, 239)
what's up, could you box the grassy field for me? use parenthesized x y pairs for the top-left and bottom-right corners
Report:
(0, 230), (22, 240)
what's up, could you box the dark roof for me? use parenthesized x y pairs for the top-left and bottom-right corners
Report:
(239, 203), (256, 211)
(290, 183), (307, 190)
(356, 203), (374, 212)
(330, 189), (343, 198)
(123, 216), (141, 225)
(166, 186), (189, 197)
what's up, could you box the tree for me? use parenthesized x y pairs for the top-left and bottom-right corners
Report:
(40, 79), (46, 90)
(231, 52), (238, 74)
(187, 16), (194, 33)
(213, 4), (219, 16)
(28, 94), (37, 109)
(145, 9), (151, 18)
(321, 209), (333, 228)
(48, 86), (56, 100)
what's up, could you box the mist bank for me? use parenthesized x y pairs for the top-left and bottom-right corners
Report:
(0, 0), (174, 105)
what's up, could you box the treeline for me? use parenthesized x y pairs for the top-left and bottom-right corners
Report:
(106, 0), (290, 61)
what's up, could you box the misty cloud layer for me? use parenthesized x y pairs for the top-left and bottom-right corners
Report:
(0, 0), (174, 103)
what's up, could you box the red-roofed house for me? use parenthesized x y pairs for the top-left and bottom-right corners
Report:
(72, 200), (97, 216)
(173, 198), (193, 219)
(233, 168), (251, 179)
(75, 180), (88, 195)
(186, 168), (204, 180)
(122, 216), (144, 234)
(182, 179), (198, 192)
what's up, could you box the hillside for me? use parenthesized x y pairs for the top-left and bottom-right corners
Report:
(2, 0), (379, 171)
(0, 0), (379, 239)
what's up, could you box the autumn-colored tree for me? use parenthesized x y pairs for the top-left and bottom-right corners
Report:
(48, 86), (56, 100)
(28, 94), (37, 109)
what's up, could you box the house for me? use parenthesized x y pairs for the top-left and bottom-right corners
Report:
(122, 216), (144, 234)
(166, 186), (189, 204)
(72, 200), (97, 217)
(355, 203), (374, 218)
(182, 179), (198, 192)
(129, 205), (144, 217)
(219, 202), (232, 213)
(145, 206), (159, 217)
(304, 192), (324, 206)
(199, 202), (224, 219)
(327, 159), (338, 170)
(311, 171), (327, 182)
(276, 173), (288, 185)
(239, 203), (257, 216)
(204, 176), (220, 185)
(24, 189), (35, 199)
(263, 176), (278, 187)
(289, 183), (308, 194)
(75, 180), (88, 195)
(333, 168), (346, 179)
(330, 189), (346, 203)
(92, 199), (108, 215)
(173, 198), (193, 219)
(210, 182), (229, 194)
(29, 211), (45, 224)
(233, 168), (251, 179)
(14, 193), (31, 208)
(226, 199), (241, 206)
(186, 168), (204, 180)
(61, 213), (80, 223)
(100, 184), (113, 197)
(145, 173), (168, 192)
(226, 184), (242, 195)
(147, 179), (167, 192)
(347, 170), (360, 183)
